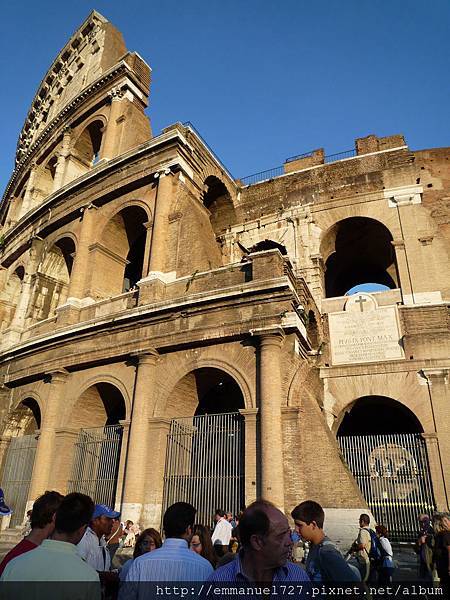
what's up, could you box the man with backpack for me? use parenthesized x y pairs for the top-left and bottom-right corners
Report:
(352, 513), (385, 582)
(291, 501), (361, 582)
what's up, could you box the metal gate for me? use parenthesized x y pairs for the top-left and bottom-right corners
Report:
(338, 433), (435, 542)
(162, 413), (245, 527)
(67, 425), (123, 507)
(0, 434), (38, 527)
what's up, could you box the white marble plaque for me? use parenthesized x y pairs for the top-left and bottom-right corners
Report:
(328, 293), (404, 365)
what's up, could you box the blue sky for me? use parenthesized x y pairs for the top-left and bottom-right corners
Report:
(1, 0), (449, 195)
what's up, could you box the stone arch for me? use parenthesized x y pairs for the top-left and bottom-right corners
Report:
(72, 118), (105, 167)
(155, 356), (254, 418)
(320, 217), (399, 297)
(68, 380), (127, 429)
(92, 203), (149, 297)
(202, 175), (237, 235)
(2, 396), (41, 437)
(29, 236), (76, 322)
(0, 266), (25, 332)
(336, 395), (423, 436)
(74, 374), (132, 422)
(33, 153), (59, 201)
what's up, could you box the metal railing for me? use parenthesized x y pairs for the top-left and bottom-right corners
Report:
(162, 412), (245, 528)
(324, 148), (357, 163)
(0, 433), (38, 527)
(67, 425), (123, 508)
(338, 433), (435, 543)
(241, 148), (357, 186)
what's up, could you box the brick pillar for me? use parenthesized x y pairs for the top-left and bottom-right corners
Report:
(148, 170), (173, 276)
(114, 419), (130, 512)
(391, 239), (414, 303)
(141, 221), (153, 278)
(423, 369), (450, 509)
(143, 417), (171, 528)
(121, 351), (158, 524)
(239, 408), (258, 507)
(28, 369), (68, 505)
(53, 127), (72, 191)
(258, 331), (285, 509)
(67, 204), (99, 300)
(101, 90), (125, 160)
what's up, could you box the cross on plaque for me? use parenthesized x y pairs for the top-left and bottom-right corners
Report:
(355, 295), (367, 312)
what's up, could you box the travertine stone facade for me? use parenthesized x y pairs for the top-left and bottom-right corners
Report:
(0, 12), (448, 543)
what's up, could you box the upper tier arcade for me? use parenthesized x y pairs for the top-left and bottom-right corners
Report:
(0, 11), (152, 229)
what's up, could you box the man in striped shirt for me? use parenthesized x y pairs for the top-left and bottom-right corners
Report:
(207, 500), (309, 583)
(120, 502), (213, 598)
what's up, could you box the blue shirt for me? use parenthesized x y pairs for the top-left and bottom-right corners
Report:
(119, 538), (213, 599)
(207, 552), (310, 582)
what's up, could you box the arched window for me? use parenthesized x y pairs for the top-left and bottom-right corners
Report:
(74, 120), (103, 166)
(321, 217), (399, 298)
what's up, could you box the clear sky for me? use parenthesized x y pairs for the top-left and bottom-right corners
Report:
(1, 0), (449, 195)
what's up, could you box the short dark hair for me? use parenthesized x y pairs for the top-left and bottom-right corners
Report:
(291, 501), (325, 529)
(360, 513), (370, 525)
(215, 508), (225, 517)
(55, 493), (94, 534)
(30, 491), (64, 529)
(238, 499), (275, 547)
(163, 502), (196, 538)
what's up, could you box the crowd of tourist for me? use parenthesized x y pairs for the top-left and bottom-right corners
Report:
(0, 488), (448, 599)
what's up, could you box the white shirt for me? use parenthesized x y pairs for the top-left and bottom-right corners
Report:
(212, 517), (233, 546)
(119, 538), (213, 599)
(77, 526), (111, 572)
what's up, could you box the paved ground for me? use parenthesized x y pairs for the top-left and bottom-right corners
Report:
(392, 545), (420, 581)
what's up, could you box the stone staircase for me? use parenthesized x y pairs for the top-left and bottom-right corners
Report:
(0, 527), (23, 562)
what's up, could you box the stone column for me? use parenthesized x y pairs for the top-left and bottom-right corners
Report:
(422, 433), (447, 511)
(19, 165), (37, 217)
(114, 419), (130, 512)
(121, 351), (158, 524)
(3, 238), (44, 345)
(148, 170), (173, 276)
(52, 127), (72, 191)
(67, 204), (99, 301)
(391, 239), (414, 303)
(143, 417), (171, 528)
(52, 427), (79, 493)
(258, 331), (285, 509)
(27, 369), (68, 505)
(423, 369), (450, 509)
(141, 221), (153, 278)
(101, 89), (125, 160)
(239, 408), (258, 507)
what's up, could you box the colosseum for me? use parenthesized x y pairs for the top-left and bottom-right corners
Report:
(0, 11), (448, 547)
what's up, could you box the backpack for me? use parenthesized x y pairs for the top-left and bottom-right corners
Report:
(364, 528), (386, 563)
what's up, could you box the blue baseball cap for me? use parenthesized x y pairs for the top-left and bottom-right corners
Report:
(0, 489), (12, 516)
(92, 504), (120, 519)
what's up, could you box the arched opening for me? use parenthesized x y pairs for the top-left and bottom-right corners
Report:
(0, 398), (41, 526)
(69, 382), (126, 429)
(337, 396), (434, 542)
(0, 267), (24, 333)
(29, 237), (75, 322)
(337, 396), (423, 436)
(321, 217), (399, 298)
(73, 120), (103, 167)
(34, 155), (58, 201)
(65, 383), (126, 506)
(203, 176), (236, 235)
(95, 205), (148, 298)
(162, 367), (245, 525)
(167, 367), (245, 418)
(249, 239), (287, 255)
